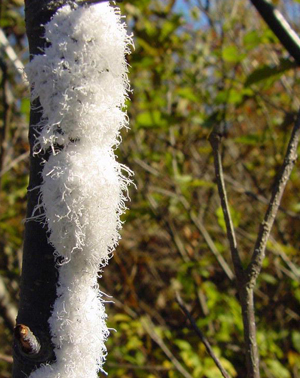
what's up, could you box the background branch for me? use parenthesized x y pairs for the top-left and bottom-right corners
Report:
(141, 316), (194, 378)
(208, 131), (244, 283)
(246, 111), (300, 287)
(0, 29), (25, 74)
(176, 293), (231, 378)
(209, 111), (300, 378)
(0, 275), (17, 331)
(249, 0), (300, 65)
(209, 129), (260, 378)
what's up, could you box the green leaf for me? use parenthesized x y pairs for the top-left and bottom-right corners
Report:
(189, 179), (215, 188)
(265, 360), (291, 378)
(243, 30), (261, 49)
(245, 58), (297, 86)
(135, 110), (167, 129)
(159, 18), (181, 41)
(222, 45), (246, 63)
(235, 134), (261, 146)
(21, 98), (30, 122)
(216, 206), (240, 232)
(260, 273), (278, 285)
(176, 87), (199, 103)
(175, 339), (192, 351)
(136, 37), (158, 55)
(292, 331), (300, 353)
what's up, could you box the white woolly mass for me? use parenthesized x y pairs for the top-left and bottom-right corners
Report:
(41, 145), (131, 264)
(26, 2), (132, 151)
(27, 3), (133, 378)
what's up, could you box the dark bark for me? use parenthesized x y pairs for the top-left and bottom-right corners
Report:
(250, 0), (300, 65)
(12, 1), (66, 376)
(14, 2), (119, 375)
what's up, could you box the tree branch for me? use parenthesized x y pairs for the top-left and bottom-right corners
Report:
(246, 111), (300, 287)
(249, 0), (300, 65)
(208, 131), (244, 283)
(0, 275), (17, 331)
(176, 293), (231, 378)
(209, 112), (300, 378)
(189, 212), (234, 281)
(238, 287), (260, 378)
(0, 29), (25, 74)
(13, 1), (65, 377)
(0, 353), (13, 364)
(141, 316), (194, 378)
(209, 129), (260, 378)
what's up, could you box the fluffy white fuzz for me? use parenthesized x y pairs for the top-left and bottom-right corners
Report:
(26, 3), (133, 377)
(26, 2), (132, 152)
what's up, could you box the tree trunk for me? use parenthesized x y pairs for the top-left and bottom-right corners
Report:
(12, 1), (71, 376)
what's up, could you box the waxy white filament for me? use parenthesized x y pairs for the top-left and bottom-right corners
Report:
(25, 3), (133, 377)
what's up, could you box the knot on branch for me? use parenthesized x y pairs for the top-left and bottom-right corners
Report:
(14, 324), (41, 355)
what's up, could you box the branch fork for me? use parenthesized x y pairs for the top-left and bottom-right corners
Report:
(208, 110), (300, 378)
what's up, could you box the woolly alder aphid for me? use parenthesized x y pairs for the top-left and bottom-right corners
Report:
(25, 2), (133, 377)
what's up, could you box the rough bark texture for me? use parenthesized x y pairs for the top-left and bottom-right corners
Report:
(12, 1), (70, 376)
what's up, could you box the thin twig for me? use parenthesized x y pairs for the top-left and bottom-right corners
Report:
(190, 212), (234, 281)
(0, 353), (13, 364)
(236, 227), (300, 282)
(0, 275), (17, 330)
(0, 58), (11, 188)
(0, 29), (25, 74)
(208, 131), (244, 283)
(246, 111), (300, 287)
(209, 111), (300, 378)
(0, 151), (29, 178)
(149, 182), (235, 279)
(106, 362), (173, 371)
(141, 316), (194, 378)
(223, 173), (300, 220)
(176, 293), (231, 378)
(209, 129), (259, 378)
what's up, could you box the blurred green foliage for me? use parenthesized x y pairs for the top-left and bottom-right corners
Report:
(1, 0), (300, 377)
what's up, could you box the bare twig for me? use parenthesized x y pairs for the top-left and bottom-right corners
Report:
(0, 151), (29, 178)
(209, 130), (259, 378)
(223, 173), (300, 221)
(0, 353), (13, 364)
(246, 111), (300, 287)
(168, 219), (191, 263)
(0, 275), (17, 330)
(269, 236), (300, 281)
(176, 293), (231, 378)
(209, 111), (300, 378)
(149, 183), (235, 279)
(208, 131), (244, 283)
(141, 316), (194, 378)
(190, 212), (234, 281)
(0, 29), (25, 74)
(236, 227), (300, 282)
(0, 58), (11, 187)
